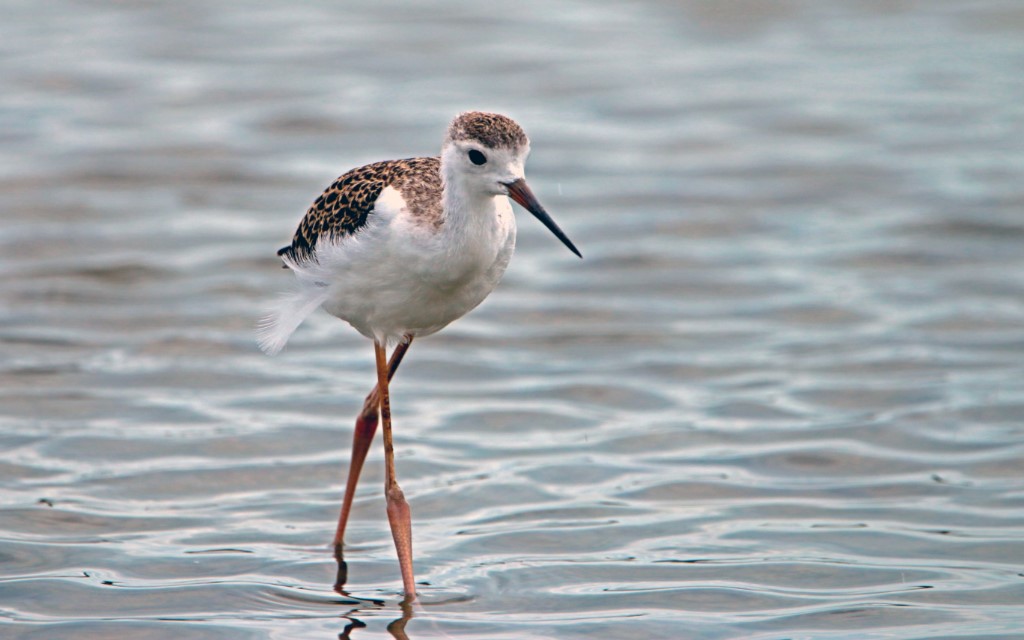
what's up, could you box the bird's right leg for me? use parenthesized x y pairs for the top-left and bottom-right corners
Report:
(375, 339), (417, 599)
(333, 335), (413, 549)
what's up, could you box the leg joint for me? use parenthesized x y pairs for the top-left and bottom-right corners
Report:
(386, 483), (407, 505)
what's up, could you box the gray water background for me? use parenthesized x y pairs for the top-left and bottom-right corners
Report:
(2, 1), (1023, 638)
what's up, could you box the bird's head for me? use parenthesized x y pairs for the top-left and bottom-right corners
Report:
(441, 111), (581, 258)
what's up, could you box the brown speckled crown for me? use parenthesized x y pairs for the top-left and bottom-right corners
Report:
(446, 112), (528, 150)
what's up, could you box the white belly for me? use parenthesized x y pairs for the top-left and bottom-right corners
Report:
(319, 189), (517, 343)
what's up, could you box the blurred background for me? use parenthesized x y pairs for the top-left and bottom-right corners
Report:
(2, 1), (1023, 638)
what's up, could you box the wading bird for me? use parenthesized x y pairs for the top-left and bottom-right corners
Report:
(258, 111), (580, 599)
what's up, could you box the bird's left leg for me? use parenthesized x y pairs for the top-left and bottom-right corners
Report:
(333, 336), (413, 549)
(375, 339), (417, 599)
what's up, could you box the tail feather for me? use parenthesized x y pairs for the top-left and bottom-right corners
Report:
(256, 287), (329, 355)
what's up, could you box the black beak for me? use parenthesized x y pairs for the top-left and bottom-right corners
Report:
(504, 178), (582, 258)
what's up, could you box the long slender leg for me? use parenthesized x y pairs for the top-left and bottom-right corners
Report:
(333, 336), (413, 548)
(375, 339), (417, 598)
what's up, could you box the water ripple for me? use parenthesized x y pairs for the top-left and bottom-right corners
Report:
(2, 0), (1024, 637)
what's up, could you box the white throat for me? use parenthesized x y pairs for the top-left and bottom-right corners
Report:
(432, 157), (514, 277)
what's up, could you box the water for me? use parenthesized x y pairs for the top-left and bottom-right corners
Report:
(2, 1), (1023, 638)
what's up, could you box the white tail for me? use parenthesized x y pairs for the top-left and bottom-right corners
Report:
(256, 287), (329, 355)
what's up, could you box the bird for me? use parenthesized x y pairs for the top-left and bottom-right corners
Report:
(257, 111), (580, 600)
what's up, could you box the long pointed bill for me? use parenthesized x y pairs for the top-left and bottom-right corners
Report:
(504, 178), (582, 258)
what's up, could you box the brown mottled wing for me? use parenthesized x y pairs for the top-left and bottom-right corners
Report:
(277, 157), (440, 263)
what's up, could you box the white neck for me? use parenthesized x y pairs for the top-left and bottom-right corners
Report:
(433, 157), (515, 277)
(440, 158), (503, 235)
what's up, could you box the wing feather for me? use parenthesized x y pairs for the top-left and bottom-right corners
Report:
(259, 156), (442, 354)
(278, 157), (441, 263)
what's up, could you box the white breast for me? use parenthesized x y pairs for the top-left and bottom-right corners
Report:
(314, 186), (517, 344)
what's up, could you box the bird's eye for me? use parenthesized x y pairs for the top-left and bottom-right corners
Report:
(468, 149), (487, 165)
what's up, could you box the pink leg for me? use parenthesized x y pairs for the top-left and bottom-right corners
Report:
(375, 339), (417, 599)
(333, 336), (413, 549)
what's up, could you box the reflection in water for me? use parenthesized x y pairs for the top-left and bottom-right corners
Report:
(385, 599), (414, 640)
(334, 547), (415, 639)
(336, 603), (413, 640)
(338, 616), (367, 639)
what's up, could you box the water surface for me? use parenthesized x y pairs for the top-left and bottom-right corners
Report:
(2, 1), (1024, 638)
